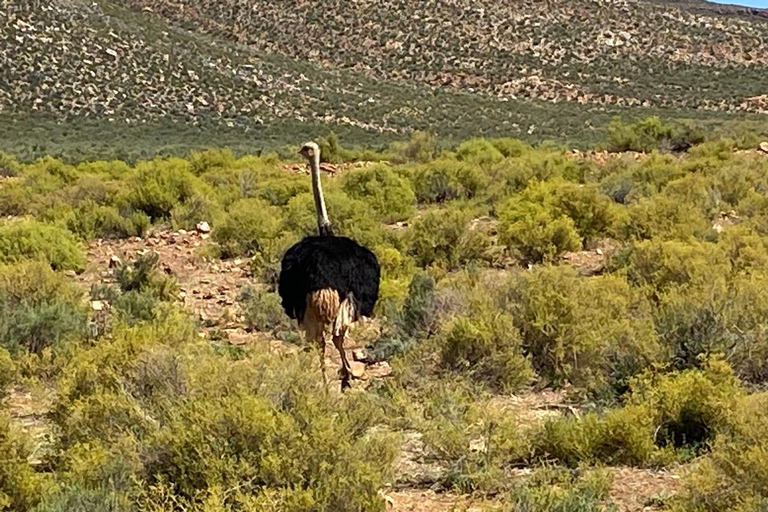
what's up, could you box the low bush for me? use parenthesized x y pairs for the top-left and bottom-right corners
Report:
(0, 413), (52, 510)
(239, 286), (293, 336)
(213, 198), (284, 259)
(408, 207), (487, 269)
(0, 261), (87, 355)
(439, 314), (533, 393)
(51, 314), (398, 512)
(390, 130), (438, 163)
(410, 160), (487, 204)
(0, 349), (16, 400)
(500, 199), (581, 264)
(530, 360), (741, 468)
(499, 179), (618, 263)
(605, 116), (706, 153)
(505, 467), (615, 512)
(455, 138), (505, 167)
(508, 266), (660, 395)
(622, 194), (714, 241)
(0, 219), (86, 271)
(672, 392), (768, 512)
(124, 158), (211, 221)
(341, 164), (416, 223)
(0, 151), (20, 177)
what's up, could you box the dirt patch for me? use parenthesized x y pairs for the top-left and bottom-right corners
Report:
(609, 467), (680, 512)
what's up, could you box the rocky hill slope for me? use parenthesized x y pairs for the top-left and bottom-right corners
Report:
(124, 0), (768, 112)
(1, 0), (767, 159)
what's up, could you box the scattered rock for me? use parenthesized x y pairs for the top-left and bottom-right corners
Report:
(90, 300), (105, 311)
(349, 361), (366, 379)
(108, 255), (122, 268)
(196, 221), (211, 233)
(759, 141), (768, 153)
(353, 348), (368, 362)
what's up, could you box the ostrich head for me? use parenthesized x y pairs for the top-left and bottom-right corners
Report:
(299, 141), (320, 161)
(300, 141), (334, 237)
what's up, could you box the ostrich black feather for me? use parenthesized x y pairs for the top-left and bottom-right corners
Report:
(278, 235), (380, 323)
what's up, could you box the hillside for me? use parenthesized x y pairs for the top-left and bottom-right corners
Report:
(1, 0), (768, 161)
(126, 0), (768, 112)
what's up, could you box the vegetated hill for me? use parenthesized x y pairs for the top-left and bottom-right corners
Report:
(1, 0), (767, 161)
(126, 0), (768, 112)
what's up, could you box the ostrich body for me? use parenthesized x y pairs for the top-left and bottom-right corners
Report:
(278, 142), (380, 390)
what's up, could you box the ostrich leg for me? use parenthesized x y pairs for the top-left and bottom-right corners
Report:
(332, 330), (352, 391)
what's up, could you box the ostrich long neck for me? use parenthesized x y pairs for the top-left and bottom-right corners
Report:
(309, 151), (334, 236)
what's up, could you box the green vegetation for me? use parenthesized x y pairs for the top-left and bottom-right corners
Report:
(4, 122), (768, 510)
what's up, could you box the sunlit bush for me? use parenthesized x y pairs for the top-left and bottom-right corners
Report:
(342, 164), (416, 222)
(508, 266), (660, 394)
(213, 198), (284, 259)
(0, 219), (86, 271)
(408, 207), (487, 269)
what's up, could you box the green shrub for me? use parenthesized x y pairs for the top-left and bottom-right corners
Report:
(455, 138), (505, 167)
(439, 314), (533, 392)
(605, 116), (705, 153)
(68, 201), (149, 240)
(0, 413), (52, 510)
(32, 486), (133, 512)
(213, 198), (284, 259)
(0, 219), (86, 271)
(0, 261), (87, 354)
(622, 194), (713, 241)
(499, 180), (618, 263)
(188, 148), (236, 176)
(488, 138), (532, 158)
(239, 286), (292, 336)
(341, 165), (416, 222)
(390, 130), (437, 163)
(0, 152), (20, 177)
(531, 360), (741, 468)
(612, 238), (729, 296)
(124, 158), (209, 221)
(500, 200), (581, 264)
(408, 207), (486, 269)
(170, 192), (223, 231)
(0, 349), (16, 400)
(628, 358), (742, 453)
(508, 266), (660, 394)
(52, 315), (398, 512)
(410, 160), (487, 203)
(505, 468), (615, 512)
(672, 392), (768, 512)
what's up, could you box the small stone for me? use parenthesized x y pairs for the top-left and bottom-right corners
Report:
(196, 221), (211, 233)
(759, 141), (768, 153)
(200, 234), (210, 240)
(353, 348), (367, 362)
(64, 270), (77, 278)
(596, 248), (603, 255)
(91, 300), (105, 311)
(179, 229), (187, 235)
(349, 361), (366, 379)
(108, 255), (122, 268)
(178, 291), (187, 299)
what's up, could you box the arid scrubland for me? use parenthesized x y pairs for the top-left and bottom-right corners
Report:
(1, 119), (768, 511)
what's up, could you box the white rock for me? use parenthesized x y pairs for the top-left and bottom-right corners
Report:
(196, 221), (211, 233)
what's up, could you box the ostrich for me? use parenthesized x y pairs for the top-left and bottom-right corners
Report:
(278, 142), (380, 391)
